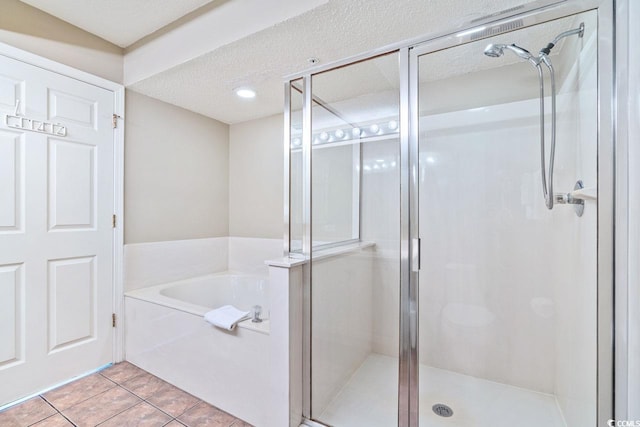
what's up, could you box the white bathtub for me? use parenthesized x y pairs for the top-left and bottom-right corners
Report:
(126, 272), (270, 333)
(124, 272), (271, 425)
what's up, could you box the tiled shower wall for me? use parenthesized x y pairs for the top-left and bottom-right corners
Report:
(363, 11), (597, 427)
(123, 237), (282, 291)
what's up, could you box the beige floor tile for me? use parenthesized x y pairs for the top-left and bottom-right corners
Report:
(0, 397), (57, 427)
(177, 402), (237, 427)
(97, 401), (172, 427)
(43, 373), (116, 410)
(100, 361), (146, 384)
(120, 371), (170, 399)
(31, 414), (74, 426)
(0, 365), (248, 427)
(62, 387), (141, 427)
(146, 383), (200, 418)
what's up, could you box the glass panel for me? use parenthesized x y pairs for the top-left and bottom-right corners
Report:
(310, 96), (360, 248)
(310, 52), (400, 425)
(289, 78), (303, 254)
(417, 11), (597, 427)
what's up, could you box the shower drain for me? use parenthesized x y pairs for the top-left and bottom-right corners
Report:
(432, 403), (454, 417)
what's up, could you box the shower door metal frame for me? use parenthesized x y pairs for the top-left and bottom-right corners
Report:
(614, 0), (640, 417)
(408, 1), (614, 426)
(285, 0), (620, 425)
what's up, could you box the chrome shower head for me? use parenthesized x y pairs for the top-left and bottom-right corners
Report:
(505, 44), (534, 61)
(484, 43), (507, 58)
(484, 44), (535, 61)
(484, 43), (536, 63)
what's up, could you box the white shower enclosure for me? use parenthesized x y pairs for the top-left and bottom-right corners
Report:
(285, 1), (615, 426)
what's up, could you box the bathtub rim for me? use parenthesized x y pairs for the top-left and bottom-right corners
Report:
(124, 270), (270, 334)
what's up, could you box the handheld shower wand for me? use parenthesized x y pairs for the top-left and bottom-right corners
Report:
(536, 22), (584, 209)
(483, 23), (585, 210)
(483, 43), (537, 63)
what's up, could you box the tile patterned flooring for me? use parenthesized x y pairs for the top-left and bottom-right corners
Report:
(0, 362), (252, 427)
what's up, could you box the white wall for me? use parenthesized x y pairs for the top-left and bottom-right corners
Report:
(312, 143), (358, 244)
(0, 0), (123, 83)
(229, 114), (283, 239)
(228, 237), (283, 275)
(410, 35), (598, 410)
(124, 237), (282, 292)
(124, 100), (285, 245)
(125, 90), (229, 244)
(417, 100), (558, 394)
(123, 238), (228, 292)
(311, 248), (373, 416)
(361, 139), (400, 357)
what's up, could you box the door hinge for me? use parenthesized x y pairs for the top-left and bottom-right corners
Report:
(112, 214), (117, 228)
(112, 114), (121, 129)
(112, 313), (116, 328)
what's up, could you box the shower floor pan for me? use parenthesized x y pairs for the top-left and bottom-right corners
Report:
(318, 354), (566, 427)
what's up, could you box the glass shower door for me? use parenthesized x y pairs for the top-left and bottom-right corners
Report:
(415, 10), (598, 427)
(308, 52), (401, 426)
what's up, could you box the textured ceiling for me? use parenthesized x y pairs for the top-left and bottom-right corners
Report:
(130, 0), (566, 124)
(18, 0), (591, 125)
(19, 0), (217, 47)
(306, 10), (593, 128)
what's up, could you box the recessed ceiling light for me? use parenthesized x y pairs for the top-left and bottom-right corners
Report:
(234, 87), (256, 99)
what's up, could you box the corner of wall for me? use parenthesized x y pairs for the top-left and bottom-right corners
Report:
(123, 237), (229, 292)
(228, 113), (284, 239)
(0, 0), (124, 83)
(124, 91), (230, 244)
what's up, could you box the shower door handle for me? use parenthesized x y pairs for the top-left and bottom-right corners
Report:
(412, 238), (421, 272)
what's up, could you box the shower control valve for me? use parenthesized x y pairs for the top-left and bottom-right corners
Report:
(554, 192), (584, 205)
(553, 180), (588, 217)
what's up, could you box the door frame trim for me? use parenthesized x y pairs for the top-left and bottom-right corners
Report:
(0, 41), (126, 363)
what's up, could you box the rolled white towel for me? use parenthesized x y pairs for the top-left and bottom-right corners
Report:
(204, 305), (250, 331)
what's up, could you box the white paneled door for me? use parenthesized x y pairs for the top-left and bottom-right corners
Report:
(0, 55), (115, 405)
